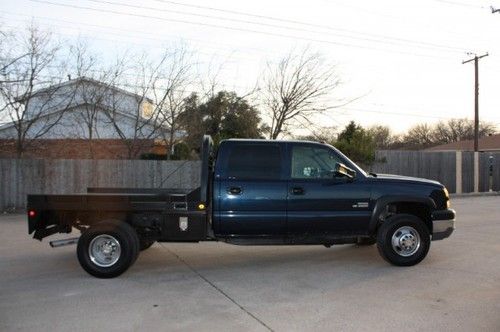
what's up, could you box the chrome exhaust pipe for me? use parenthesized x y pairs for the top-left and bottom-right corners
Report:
(49, 237), (79, 248)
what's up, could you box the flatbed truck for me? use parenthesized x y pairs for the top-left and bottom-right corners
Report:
(27, 136), (455, 278)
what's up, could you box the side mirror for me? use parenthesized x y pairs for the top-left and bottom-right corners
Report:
(334, 162), (356, 180)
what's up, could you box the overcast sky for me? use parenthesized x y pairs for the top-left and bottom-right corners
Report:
(1, 0), (500, 134)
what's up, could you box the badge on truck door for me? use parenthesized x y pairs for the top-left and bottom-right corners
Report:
(179, 217), (188, 231)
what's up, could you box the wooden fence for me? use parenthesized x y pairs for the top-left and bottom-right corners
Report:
(1, 151), (499, 210)
(371, 151), (500, 194)
(0, 159), (201, 210)
(370, 151), (457, 192)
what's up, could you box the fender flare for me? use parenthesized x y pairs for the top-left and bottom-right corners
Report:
(369, 195), (436, 233)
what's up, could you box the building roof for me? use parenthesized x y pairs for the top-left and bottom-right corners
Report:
(425, 134), (500, 151)
(25, 76), (153, 104)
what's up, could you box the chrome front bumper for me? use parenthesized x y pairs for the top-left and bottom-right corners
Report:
(431, 209), (456, 241)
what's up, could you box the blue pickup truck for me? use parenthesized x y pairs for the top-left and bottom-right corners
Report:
(27, 136), (455, 278)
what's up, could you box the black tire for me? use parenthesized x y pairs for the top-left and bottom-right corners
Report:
(356, 237), (376, 246)
(77, 220), (139, 278)
(376, 214), (431, 266)
(98, 219), (140, 263)
(139, 238), (155, 251)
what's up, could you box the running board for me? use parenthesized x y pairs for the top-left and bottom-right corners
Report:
(49, 237), (79, 248)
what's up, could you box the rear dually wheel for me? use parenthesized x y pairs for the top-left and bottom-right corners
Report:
(77, 220), (139, 278)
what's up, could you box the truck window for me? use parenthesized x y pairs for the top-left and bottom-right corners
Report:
(226, 144), (282, 180)
(291, 145), (341, 179)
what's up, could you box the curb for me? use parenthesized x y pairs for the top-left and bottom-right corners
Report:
(451, 191), (500, 198)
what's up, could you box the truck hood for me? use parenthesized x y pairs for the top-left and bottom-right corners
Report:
(372, 173), (442, 187)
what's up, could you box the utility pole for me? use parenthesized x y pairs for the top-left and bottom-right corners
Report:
(462, 53), (488, 152)
(462, 52), (488, 193)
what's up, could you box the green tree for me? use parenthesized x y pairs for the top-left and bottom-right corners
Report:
(179, 93), (204, 150)
(170, 142), (192, 160)
(334, 121), (375, 165)
(366, 125), (394, 149)
(179, 91), (264, 150)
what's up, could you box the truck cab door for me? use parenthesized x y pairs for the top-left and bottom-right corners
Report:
(213, 142), (287, 238)
(286, 144), (372, 238)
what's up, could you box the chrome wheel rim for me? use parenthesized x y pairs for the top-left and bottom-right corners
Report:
(89, 234), (121, 267)
(391, 226), (421, 257)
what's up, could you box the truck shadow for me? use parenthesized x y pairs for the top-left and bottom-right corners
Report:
(133, 243), (396, 277)
(15, 243), (418, 282)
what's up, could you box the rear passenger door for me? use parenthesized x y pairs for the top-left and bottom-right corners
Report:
(214, 142), (287, 237)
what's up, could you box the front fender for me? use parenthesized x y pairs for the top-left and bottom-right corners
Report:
(369, 195), (436, 233)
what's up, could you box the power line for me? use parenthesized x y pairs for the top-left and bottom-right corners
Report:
(5, 75), (258, 101)
(85, 0), (467, 54)
(431, 0), (486, 9)
(342, 106), (453, 120)
(1, 19), (262, 64)
(2, 10), (270, 55)
(366, 102), (475, 117)
(6, 12), (477, 72)
(13, 14), (499, 77)
(27, 0), (462, 61)
(153, 0), (471, 52)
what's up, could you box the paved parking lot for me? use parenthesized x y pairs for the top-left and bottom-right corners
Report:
(1, 196), (499, 331)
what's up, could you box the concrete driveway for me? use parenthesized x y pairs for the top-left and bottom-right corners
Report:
(1, 196), (499, 331)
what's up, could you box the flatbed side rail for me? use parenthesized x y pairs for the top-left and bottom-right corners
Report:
(87, 187), (191, 195)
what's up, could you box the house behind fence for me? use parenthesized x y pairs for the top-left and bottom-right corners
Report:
(0, 77), (168, 159)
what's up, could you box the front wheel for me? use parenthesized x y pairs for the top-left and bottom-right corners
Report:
(77, 221), (139, 278)
(376, 214), (430, 266)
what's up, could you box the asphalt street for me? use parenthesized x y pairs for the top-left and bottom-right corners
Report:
(1, 196), (499, 331)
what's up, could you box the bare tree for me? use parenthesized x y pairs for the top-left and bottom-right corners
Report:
(433, 118), (496, 144)
(0, 28), (30, 85)
(400, 124), (435, 150)
(262, 49), (341, 139)
(196, 54), (225, 101)
(152, 47), (192, 159)
(105, 47), (192, 159)
(67, 40), (127, 158)
(392, 119), (498, 150)
(0, 24), (75, 158)
(294, 125), (338, 143)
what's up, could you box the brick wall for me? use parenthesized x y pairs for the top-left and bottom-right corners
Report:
(0, 139), (157, 159)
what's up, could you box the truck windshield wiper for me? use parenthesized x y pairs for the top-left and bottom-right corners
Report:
(369, 172), (377, 177)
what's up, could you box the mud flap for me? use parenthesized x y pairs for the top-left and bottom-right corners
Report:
(33, 225), (61, 241)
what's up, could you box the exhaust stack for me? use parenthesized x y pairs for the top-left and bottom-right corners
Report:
(49, 237), (79, 248)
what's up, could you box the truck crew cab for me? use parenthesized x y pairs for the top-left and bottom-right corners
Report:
(27, 136), (455, 278)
